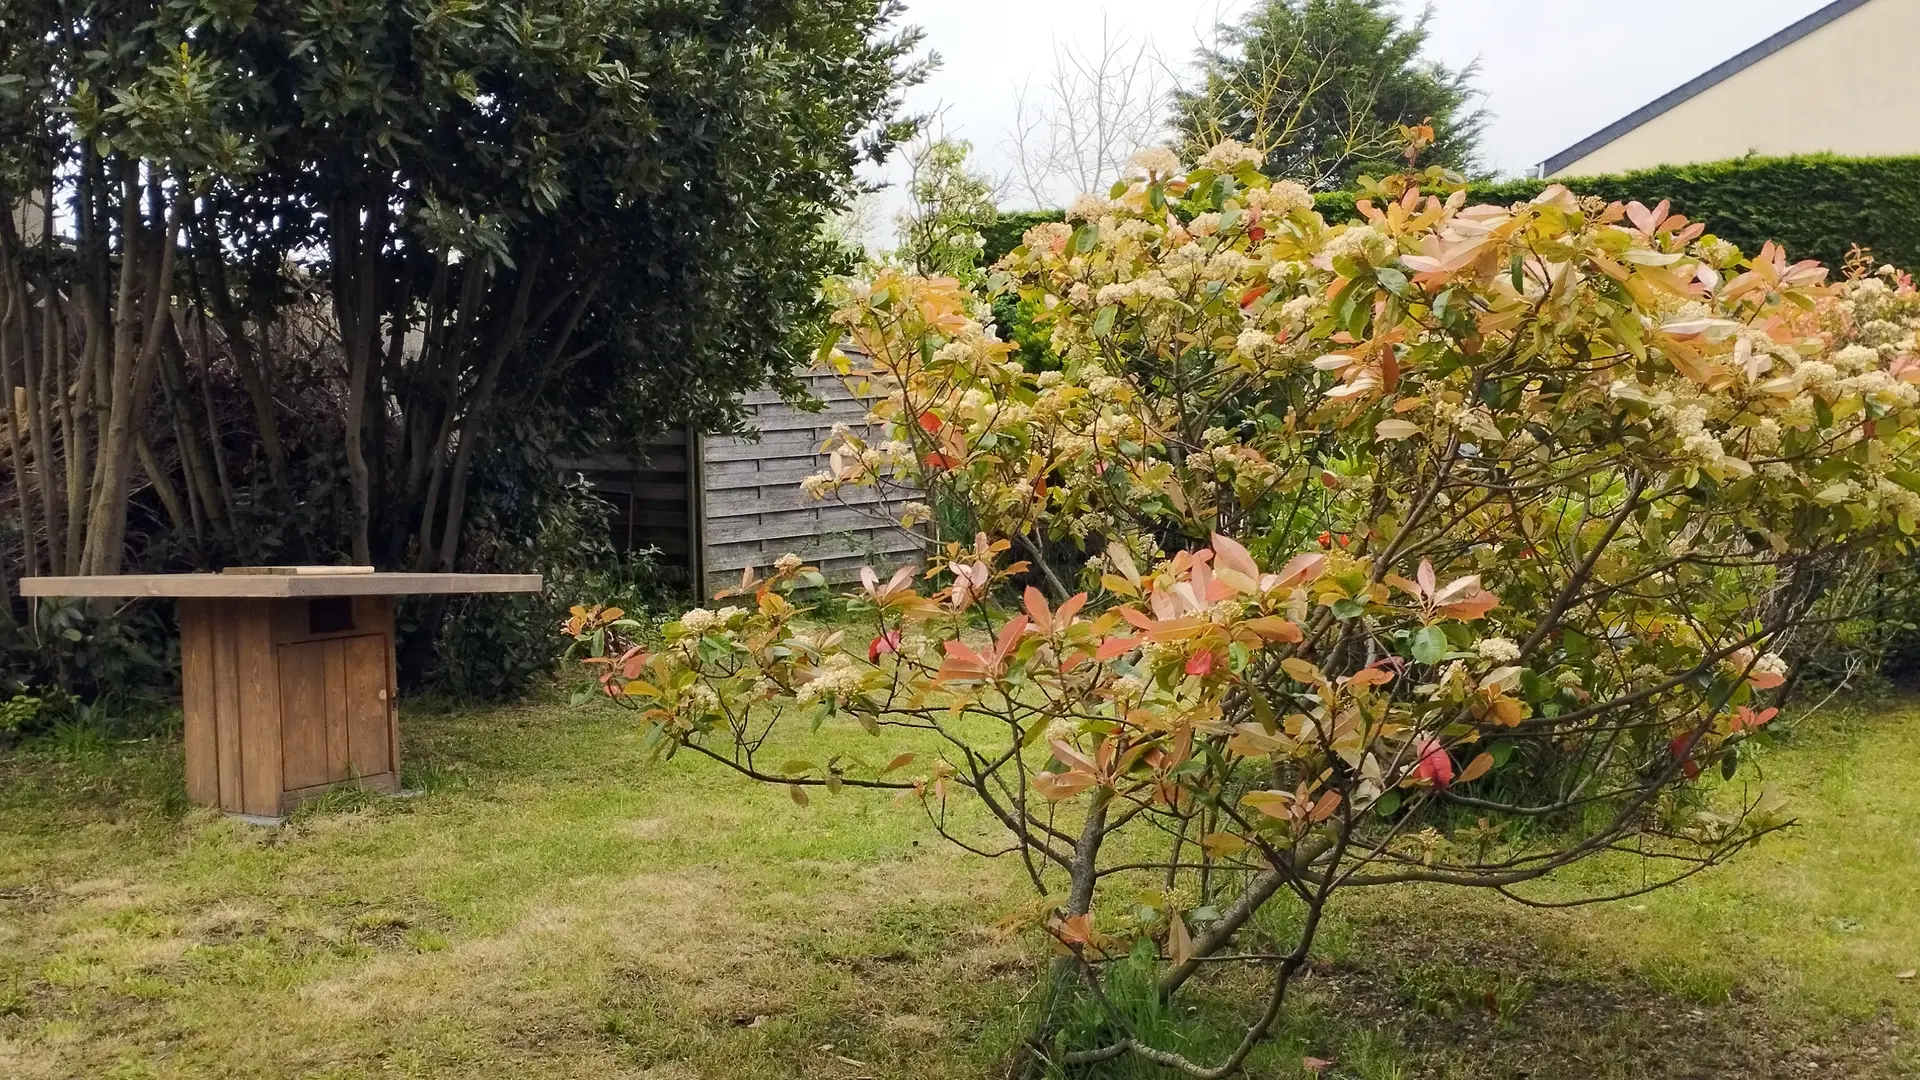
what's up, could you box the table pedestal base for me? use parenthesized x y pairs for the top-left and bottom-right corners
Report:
(179, 595), (401, 817)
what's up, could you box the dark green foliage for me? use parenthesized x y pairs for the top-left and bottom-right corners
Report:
(0, 0), (923, 707)
(990, 155), (1920, 279)
(1170, 0), (1484, 190)
(1312, 155), (1920, 270)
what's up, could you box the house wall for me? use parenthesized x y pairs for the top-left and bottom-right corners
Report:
(1552, 0), (1920, 176)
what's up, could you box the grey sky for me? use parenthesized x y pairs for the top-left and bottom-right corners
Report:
(868, 0), (1832, 225)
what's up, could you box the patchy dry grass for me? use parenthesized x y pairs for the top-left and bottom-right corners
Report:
(1, 691), (1917, 1079)
(0, 696), (1036, 1080)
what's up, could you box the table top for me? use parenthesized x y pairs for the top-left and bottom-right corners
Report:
(18, 572), (544, 599)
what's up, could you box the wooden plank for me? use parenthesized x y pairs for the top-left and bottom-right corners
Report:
(17, 573), (543, 598)
(586, 481), (688, 501)
(740, 381), (863, 407)
(342, 634), (393, 780)
(277, 640), (332, 792)
(703, 484), (898, 516)
(223, 565), (374, 576)
(234, 600), (283, 817)
(210, 601), (245, 813)
(323, 639), (350, 781)
(706, 549), (919, 594)
(702, 505), (906, 546)
(370, 598), (401, 783)
(177, 600), (220, 807)
(739, 409), (873, 435)
(700, 431), (825, 461)
(701, 456), (821, 483)
(703, 533), (924, 574)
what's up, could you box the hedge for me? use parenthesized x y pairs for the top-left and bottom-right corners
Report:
(980, 155), (1920, 272)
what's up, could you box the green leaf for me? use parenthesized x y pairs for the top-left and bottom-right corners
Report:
(1092, 304), (1117, 339)
(1411, 625), (1448, 665)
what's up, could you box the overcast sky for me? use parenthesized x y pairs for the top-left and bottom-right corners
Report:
(865, 0), (1833, 228)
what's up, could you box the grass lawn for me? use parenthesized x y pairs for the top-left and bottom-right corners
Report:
(1, 688), (1917, 1079)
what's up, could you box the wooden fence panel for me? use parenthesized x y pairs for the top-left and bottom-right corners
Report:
(695, 365), (921, 596)
(561, 352), (922, 597)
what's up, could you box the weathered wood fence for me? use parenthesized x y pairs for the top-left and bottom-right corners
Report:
(558, 362), (922, 597)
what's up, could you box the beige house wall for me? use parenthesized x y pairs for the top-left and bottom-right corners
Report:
(1552, 0), (1920, 176)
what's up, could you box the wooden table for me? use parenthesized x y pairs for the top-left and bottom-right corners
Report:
(19, 569), (541, 821)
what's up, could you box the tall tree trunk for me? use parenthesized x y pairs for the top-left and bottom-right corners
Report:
(430, 247), (545, 572)
(81, 170), (184, 576)
(330, 180), (391, 566)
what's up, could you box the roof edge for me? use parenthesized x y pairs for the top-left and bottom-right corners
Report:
(1537, 0), (1877, 177)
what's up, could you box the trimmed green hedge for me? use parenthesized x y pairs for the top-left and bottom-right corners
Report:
(982, 155), (1920, 271)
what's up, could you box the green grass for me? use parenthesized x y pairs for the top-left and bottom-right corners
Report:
(1, 691), (1917, 1078)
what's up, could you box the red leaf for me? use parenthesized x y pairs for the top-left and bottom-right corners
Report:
(1669, 734), (1701, 779)
(916, 411), (943, 433)
(1095, 636), (1140, 660)
(868, 629), (902, 663)
(1413, 737), (1453, 788)
(1185, 649), (1219, 676)
(923, 452), (960, 470)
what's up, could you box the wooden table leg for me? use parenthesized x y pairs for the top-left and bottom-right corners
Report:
(177, 598), (282, 816)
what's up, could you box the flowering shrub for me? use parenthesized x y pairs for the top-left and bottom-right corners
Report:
(572, 142), (1920, 1073)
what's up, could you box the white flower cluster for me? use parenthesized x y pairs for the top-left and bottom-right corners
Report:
(1198, 139), (1263, 171)
(1321, 224), (1394, 268)
(1476, 637), (1522, 663)
(678, 683), (721, 717)
(795, 655), (865, 705)
(1659, 401), (1752, 479)
(1245, 180), (1313, 216)
(1129, 146), (1182, 178)
(1067, 193), (1111, 221)
(1691, 237), (1741, 266)
(1236, 328), (1275, 357)
(1095, 274), (1177, 306)
(1876, 478), (1920, 521)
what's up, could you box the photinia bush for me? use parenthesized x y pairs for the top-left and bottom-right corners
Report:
(571, 139), (1920, 1075)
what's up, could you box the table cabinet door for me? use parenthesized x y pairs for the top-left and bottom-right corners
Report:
(279, 634), (393, 791)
